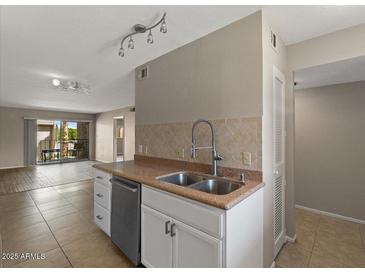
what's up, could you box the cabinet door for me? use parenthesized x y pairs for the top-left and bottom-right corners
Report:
(172, 219), (222, 268)
(141, 205), (172, 268)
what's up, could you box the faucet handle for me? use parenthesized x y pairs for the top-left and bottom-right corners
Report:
(215, 153), (224, 161)
(240, 171), (245, 183)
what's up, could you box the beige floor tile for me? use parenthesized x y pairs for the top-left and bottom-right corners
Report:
(28, 187), (55, 195)
(62, 231), (133, 268)
(318, 215), (360, 236)
(41, 204), (78, 221)
(296, 227), (316, 252)
(2, 231), (59, 267)
(53, 221), (101, 247)
(37, 199), (72, 212)
(31, 192), (66, 205)
(276, 243), (311, 268)
(0, 206), (39, 222)
(313, 231), (365, 267)
(1, 222), (50, 243)
(360, 224), (365, 250)
(12, 248), (71, 268)
(47, 212), (89, 232)
(309, 253), (349, 268)
(1, 212), (44, 233)
(0, 199), (36, 213)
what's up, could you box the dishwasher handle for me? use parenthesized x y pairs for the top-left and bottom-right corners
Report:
(110, 178), (138, 193)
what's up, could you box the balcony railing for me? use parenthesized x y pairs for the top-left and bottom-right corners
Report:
(37, 139), (89, 163)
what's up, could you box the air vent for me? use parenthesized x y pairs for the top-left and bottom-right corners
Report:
(137, 66), (149, 80)
(271, 30), (277, 50)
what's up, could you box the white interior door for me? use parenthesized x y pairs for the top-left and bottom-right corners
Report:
(273, 66), (286, 257)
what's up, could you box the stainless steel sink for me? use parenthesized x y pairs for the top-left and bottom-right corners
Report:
(189, 179), (242, 195)
(156, 172), (243, 195)
(156, 172), (206, 186)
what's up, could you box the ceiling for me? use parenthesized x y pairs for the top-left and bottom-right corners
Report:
(1, 6), (365, 113)
(294, 55), (365, 90)
(0, 6), (260, 113)
(264, 5), (365, 45)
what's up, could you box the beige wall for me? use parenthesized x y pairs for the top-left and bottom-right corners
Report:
(95, 107), (135, 162)
(288, 23), (365, 71)
(0, 106), (96, 168)
(135, 11), (263, 125)
(295, 81), (365, 221)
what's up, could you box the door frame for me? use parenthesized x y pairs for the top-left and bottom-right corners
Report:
(273, 66), (286, 257)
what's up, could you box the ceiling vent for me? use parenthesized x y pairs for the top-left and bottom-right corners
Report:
(137, 66), (149, 80)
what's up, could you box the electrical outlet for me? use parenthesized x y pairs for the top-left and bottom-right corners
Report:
(176, 148), (185, 159)
(138, 145), (143, 153)
(242, 152), (252, 166)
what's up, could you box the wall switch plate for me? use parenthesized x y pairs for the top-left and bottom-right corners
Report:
(242, 152), (252, 166)
(138, 145), (143, 153)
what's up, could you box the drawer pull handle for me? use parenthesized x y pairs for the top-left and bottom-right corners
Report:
(96, 193), (103, 198)
(165, 220), (170, 234)
(96, 215), (103, 220)
(170, 223), (176, 237)
(96, 176), (103, 179)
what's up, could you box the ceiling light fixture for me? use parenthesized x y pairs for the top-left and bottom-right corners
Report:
(118, 12), (167, 58)
(52, 78), (61, 87)
(51, 79), (90, 94)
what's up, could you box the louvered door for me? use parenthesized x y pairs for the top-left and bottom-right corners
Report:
(273, 67), (286, 258)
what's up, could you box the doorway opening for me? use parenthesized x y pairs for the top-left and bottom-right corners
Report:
(113, 116), (125, 162)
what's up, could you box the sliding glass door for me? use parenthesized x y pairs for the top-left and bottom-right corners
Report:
(37, 120), (89, 164)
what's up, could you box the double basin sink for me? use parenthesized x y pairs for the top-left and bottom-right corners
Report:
(156, 171), (244, 195)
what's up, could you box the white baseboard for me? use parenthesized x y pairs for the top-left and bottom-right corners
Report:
(0, 165), (24, 170)
(270, 261), (276, 268)
(286, 234), (297, 243)
(296, 204), (365, 225)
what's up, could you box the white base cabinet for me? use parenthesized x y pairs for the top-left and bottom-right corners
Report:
(141, 185), (263, 268)
(93, 169), (112, 236)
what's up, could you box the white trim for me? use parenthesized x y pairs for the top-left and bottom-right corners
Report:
(270, 261), (276, 268)
(296, 205), (365, 225)
(286, 234), (297, 243)
(0, 165), (25, 170)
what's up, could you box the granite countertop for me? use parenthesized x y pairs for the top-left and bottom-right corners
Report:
(93, 160), (264, 210)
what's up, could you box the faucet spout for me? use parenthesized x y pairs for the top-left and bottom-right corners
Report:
(191, 119), (223, 176)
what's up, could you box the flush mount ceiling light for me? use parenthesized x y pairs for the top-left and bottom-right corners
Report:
(118, 12), (167, 58)
(51, 78), (90, 94)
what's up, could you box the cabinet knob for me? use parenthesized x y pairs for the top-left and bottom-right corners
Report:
(170, 223), (176, 237)
(96, 193), (103, 198)
(96, 215), (103, 220)
(96, 176), (103, 179)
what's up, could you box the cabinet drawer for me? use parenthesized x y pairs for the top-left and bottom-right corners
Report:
(94, 182), (111, 210)
(94, 202), (110, 236)
(142, 186), (224, 238)
(94, 169), (112, 188)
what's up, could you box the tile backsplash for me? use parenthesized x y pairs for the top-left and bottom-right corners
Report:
(135, 117), (262, 171)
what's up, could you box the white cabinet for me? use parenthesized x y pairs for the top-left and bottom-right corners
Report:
(141, 205), (172, 268)
(93, 169), (112, 236)
(141, 204), (222, 268)
(172, 219), (222, 268)
(141, 185), (263, 268)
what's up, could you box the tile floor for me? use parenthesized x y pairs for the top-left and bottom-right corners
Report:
(0, 161), (97, 195)
(276, 208), (365, 268)
(0, 180), (133, 268)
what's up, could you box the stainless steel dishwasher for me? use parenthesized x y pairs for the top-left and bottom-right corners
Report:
(110, 176), (141, 266)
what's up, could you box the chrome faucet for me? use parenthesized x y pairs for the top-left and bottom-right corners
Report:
(191, 119), (223, 176)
